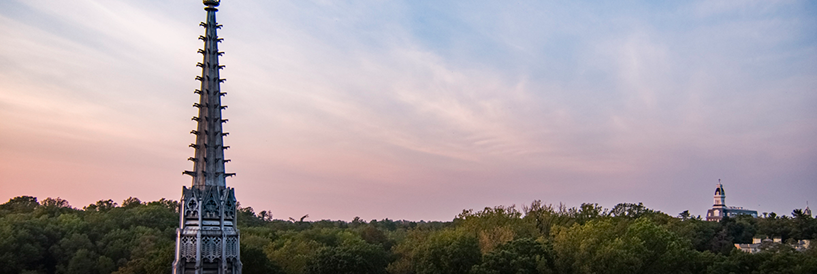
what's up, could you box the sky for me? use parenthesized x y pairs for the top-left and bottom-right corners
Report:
(0, 0), (815, 221)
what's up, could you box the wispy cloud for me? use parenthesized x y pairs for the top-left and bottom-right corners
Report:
(1, 0), (815, 220)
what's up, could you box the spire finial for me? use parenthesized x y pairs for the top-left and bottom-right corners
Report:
(204, 0), (220, 7)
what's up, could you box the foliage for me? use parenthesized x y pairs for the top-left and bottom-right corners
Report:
(0, 196), (176, 274)
(470, 237), (554, 274)
(2, 196), (816, 274)
(241, 243), (284, 274)
(552, 218), (697, 274)
(413, 229), (481, 274)
(306, 242), (389, 274)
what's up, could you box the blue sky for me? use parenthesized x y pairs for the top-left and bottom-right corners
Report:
(0, 0), (815, 221)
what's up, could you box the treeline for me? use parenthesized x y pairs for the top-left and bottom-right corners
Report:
(1, 197), (816, 274)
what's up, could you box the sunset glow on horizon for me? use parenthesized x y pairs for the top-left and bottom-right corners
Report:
(1, 0), (815, 221)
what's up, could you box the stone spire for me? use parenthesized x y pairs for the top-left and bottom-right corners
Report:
(173, 1), (241, 273)
(184, 0), (234, 188)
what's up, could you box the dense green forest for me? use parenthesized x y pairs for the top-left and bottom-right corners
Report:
(1, 196), (815, 274)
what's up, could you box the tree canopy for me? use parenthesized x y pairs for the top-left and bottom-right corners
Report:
(1, 196), (815, 274)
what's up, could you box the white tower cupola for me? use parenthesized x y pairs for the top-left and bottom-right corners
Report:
(713, 180), (726, 208)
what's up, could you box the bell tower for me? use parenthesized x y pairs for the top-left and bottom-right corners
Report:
(713, 179), (725, 208)
(172, 1), (242, 273)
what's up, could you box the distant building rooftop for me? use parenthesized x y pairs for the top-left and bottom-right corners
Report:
(705, 181), (757, 222)
(735, 238), (810, 254)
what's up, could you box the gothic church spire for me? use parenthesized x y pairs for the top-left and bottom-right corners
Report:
(173, 1), (241, 273)
(184, 0), (234, 188)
